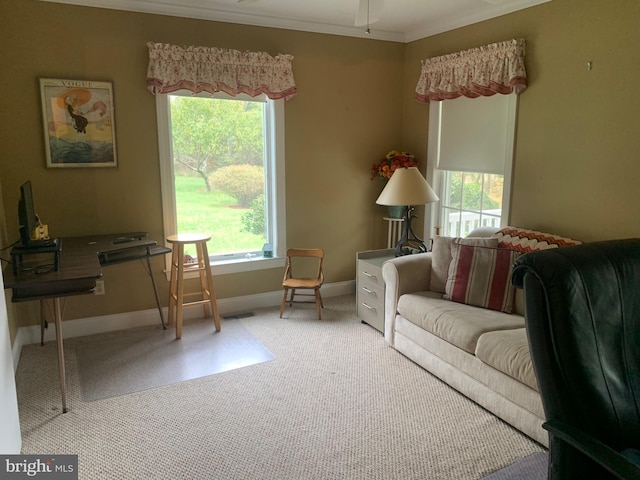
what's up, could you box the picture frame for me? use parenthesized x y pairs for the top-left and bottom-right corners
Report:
(39, 78), (117, 168)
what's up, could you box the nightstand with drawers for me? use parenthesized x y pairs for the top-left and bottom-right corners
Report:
(356, 249), (395, 333)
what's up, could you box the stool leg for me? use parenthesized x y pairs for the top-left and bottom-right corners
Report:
(196, 242), (210, 319)
(200, 241), (221, 331)
(168, 246), (178, 326)
(175, 243), (185, 339)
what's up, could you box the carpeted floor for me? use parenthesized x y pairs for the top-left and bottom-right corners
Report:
(15, 295), (545, 479)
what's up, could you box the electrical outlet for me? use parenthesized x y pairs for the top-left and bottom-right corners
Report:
(94, 279), (105, 295)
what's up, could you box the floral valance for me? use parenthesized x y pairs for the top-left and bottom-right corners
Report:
(146, 42), (297, 100)
(415, 39), (527, 102)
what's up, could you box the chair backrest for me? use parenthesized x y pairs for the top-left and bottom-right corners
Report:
(284, 248), (324, 281)
(512, 239), (640, 451)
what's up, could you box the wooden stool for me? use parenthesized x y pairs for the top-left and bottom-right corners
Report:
(167, 233), (221, 339)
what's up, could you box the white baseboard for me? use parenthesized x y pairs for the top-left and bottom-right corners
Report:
(11, 280), (355, 373)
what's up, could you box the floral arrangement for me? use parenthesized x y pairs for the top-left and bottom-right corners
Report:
(370, 150), (418, 181)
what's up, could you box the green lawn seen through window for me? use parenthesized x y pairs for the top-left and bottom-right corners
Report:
(175, 175), (264, 258)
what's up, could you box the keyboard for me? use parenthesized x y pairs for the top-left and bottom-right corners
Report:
(26, 238), (60, 248)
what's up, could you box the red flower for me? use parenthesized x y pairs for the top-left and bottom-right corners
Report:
(371, 151), (418, 180)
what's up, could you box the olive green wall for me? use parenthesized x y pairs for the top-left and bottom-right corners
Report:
(3, 0), (640, 342)
(0, 1), (404, 337)
(403, 0), (640, 242)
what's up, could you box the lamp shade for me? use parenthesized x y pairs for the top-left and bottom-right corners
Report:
(376, 167), (439, 206)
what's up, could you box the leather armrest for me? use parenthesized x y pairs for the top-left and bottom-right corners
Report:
(544, 419), (640, 479)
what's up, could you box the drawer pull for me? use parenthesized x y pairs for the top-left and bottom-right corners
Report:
(362, 287), (377, 296)
(362, 303), (377, 311)
(362, 271), (377, 279)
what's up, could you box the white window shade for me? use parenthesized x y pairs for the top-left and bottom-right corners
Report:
(437, 94), (512, 174)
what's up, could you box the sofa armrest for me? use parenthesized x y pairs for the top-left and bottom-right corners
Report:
(382, 252), (432, 346)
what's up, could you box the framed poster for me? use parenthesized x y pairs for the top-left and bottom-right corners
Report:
(39, 78), (117, 168)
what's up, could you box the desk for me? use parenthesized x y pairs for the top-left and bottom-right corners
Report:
(3, 232), (171, 413)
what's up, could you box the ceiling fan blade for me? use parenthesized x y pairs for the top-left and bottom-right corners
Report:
(354, 0), (383, 27)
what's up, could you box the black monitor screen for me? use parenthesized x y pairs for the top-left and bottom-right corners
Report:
(18, 181), (38, 246)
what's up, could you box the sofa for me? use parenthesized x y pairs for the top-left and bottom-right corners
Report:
(382, 227), (581, 447)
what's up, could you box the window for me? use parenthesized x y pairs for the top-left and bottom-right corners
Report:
(426, 94), (517, 238)
(156, 91), (286, 275)
(439, 171), (504, 237)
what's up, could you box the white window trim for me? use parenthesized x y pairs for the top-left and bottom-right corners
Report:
(155, 91), (286, 276)
(424, 94), (518, 240)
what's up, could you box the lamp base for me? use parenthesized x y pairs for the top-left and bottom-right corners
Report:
(394, 206), (428, 257)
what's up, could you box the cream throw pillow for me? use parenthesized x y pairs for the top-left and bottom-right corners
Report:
(430, 236), (498, 294)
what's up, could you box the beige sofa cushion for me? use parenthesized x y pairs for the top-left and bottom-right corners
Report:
(397, 293), (525, 354)
(476, 328), (538, 391)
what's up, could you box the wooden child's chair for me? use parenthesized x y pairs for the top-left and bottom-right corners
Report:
(280, 248), (324, 320)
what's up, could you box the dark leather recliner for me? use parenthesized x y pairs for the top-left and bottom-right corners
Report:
(511, 239), (640, 480)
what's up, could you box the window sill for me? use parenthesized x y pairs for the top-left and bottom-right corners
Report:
(209, 255), (285, 275)
(164, 255), (285, 281)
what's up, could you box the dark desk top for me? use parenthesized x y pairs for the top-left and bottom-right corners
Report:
(4, 232), (168, 302)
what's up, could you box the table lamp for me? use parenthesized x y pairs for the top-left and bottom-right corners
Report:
(376, 166), (439, 256)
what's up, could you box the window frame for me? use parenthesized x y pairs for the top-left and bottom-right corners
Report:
(424, 94), (518, 240)
(155, 91), (286, 275)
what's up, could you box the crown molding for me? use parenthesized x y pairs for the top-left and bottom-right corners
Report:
(38, 0), (406, 42)
(39, 0), (551, 43)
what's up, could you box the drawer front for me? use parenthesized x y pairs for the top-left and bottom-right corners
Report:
(357, 262), (384, 288)
(356, 259), (385, 333)
(358, 281), (384, 306)
(357, 299), (384, 332)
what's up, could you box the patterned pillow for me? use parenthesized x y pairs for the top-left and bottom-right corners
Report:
(444, 244), (521, 313)
(431, 236), (499, 294)
(493, 227), (581, 253)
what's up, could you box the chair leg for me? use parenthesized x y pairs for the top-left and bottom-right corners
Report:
(288, 288), (296, 306)
(315, 288), (322, 320)
(280, 288), (288, 318)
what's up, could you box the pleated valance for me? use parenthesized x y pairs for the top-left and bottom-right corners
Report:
(146, 42), (297, 100)
(415, 39), (527, 102)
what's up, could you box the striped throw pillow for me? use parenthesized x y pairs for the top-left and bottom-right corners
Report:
(444, 244), (521, 313)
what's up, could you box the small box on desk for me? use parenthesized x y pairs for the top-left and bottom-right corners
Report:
(11, 240), (61, 276)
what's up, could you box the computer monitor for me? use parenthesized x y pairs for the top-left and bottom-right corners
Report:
(18, 181), (58, 248)
(18, 181), (38, 247)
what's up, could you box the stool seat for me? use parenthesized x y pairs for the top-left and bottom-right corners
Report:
(167, 233), (211, 244)
(167, 233), (221, 339)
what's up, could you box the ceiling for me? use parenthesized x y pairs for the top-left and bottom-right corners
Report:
(41, 0), (551, 43)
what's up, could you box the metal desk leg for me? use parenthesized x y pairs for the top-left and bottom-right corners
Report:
(40, 300), (46, 346)
(145, 255), (166, 330)
(53, 298), (68, 413)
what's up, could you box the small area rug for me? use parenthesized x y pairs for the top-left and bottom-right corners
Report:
(76, 317), (274, 401)
(482, 451), (548, 479)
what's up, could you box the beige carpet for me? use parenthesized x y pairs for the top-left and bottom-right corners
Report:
(15, 295), (544, 479)
(76, 317), (274, 401)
